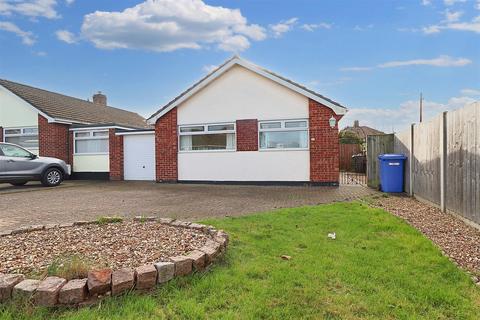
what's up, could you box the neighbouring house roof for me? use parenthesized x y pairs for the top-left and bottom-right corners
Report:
(147, 56), (348, 124)
(0, 79), (149, 129)
(341, 120), (384, 140)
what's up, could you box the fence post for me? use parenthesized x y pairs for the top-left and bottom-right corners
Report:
(409, 123), (414, 196)
(440, 111), (447, 212)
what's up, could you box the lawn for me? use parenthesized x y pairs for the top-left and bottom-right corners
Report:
(1, 202), (479, 319)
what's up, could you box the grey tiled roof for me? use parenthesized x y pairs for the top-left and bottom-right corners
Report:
(0, 79), (149, 129)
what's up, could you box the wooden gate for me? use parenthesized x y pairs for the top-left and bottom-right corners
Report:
(339, 143), (367, 185)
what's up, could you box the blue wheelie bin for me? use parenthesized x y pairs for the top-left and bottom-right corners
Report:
(378, 154), (407, 193)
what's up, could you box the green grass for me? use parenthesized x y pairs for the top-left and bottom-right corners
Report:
(1, 202), (479, 319)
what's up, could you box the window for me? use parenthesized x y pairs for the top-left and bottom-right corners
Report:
(179, 123), (236, 151)
(4, 127), (39, 149)
(0, 144), (32, 158)
(259, 120), (309, 150)
(74, 130), (109, 154)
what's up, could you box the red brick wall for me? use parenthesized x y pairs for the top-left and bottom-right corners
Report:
(109, 129), (124, 180)
(309, 99), (343, 184)
(155, 108), (177, 182)
(38, 115), (71, 164)
(236, 119), (258, 151)
(0, 126), (3, 142)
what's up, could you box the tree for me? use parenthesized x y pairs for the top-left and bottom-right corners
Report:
(339, 131), (364, 145)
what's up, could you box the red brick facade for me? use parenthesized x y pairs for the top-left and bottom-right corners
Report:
(309, 99), (343, 184)
(38, 115), (71, 164)
(155, 108), (178, 182)
(236, 119), (258, 151)
(109, 129), (124, 180)
(0, 126), (3, 142)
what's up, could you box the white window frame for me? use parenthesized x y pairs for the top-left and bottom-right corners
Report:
(178, 122), (236, 153)
(3, 126), (39, 149)
(73, 130), (109, 155)
(258, 119), (309, 151)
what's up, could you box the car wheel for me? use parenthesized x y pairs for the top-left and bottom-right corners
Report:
(41, 168), (63, 187)
(10, 181), (28, 186)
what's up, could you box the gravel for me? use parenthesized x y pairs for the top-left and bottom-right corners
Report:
(371, 195), (480, 275)
(0, 221), (210, 275)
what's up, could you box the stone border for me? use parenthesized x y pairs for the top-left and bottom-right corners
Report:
(0, 217), (229, 307)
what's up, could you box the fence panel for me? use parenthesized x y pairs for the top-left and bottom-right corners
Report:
(366, 134), (394, 188)
(391, 102), (479, 225)
(446, 102), (480, 223)
(412, 115), (442, 204)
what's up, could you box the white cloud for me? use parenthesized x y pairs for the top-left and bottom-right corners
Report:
(421, 0), (432, 5)
(444, 9), (463, 22)
(341, 55), (471, 72)
(476, 0), (480, 10)
(269, 17), (298, 38)
(341, 94), (477, 133)
(202, 64), (218, 73)
(340, 66), (373, 72)
(444, 0), (466, 5)
(0, 0), (59, 19)
(378, 55), (471, 68)
(461, 88), (480, 96)
(34, 50), (46, 56)
(301, 22), (331, 32)
(353, 24), (373, 31)
(423, 25), (442, 34)
(80, 0), (267, 53)
(65, 0), (74, 5)
(55, 29), (76, 43)
(444, 16), (480, 33)
(0, 21), (35, 45)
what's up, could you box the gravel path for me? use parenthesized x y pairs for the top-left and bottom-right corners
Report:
(371, 195), (480, 275)
(0, 221), (209, 275)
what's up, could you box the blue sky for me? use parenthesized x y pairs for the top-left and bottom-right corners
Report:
(0, 0), (479, 132)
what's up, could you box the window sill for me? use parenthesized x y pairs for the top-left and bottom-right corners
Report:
(258, 148), (310, 152)
(73, 153), (109, 156)
(179, 149), (237, 154)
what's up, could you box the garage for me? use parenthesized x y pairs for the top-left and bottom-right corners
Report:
(123, 132), (155, 181)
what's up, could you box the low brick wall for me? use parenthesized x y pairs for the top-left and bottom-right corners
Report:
(0, 218), (228, 307)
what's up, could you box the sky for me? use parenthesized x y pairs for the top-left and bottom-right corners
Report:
(0, 0), (479, 133)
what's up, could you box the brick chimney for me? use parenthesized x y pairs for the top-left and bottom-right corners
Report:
(353, 120), (359, 128)
(93, 91), (107, 106)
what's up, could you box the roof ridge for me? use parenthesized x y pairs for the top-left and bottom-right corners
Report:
(0, 78), (139, 114)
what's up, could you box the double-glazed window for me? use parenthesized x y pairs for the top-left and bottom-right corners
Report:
(4, 127), (39, 149)
(74, 130), (109, 154)
(179, 123), (236, 151)
(259, 119), (309, 150)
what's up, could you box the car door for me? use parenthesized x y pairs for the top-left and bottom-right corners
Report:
(0, 144), (41, 179)
(0, 147), (6, 178)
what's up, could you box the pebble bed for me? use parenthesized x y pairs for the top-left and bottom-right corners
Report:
(0, 221), (210, 275)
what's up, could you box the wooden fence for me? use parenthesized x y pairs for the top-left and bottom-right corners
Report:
(366, 134), (394, 188)
(392, 102), (480, 225)
(339, 144), (362, 171)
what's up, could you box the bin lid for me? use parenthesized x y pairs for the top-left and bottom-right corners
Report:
(378, 154), (407, 160)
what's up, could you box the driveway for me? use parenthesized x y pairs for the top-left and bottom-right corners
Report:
(0, 181), (374, 232)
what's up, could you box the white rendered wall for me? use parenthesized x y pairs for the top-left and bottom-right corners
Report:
(0, 85), (39, 154)
(0, 85), (39, 128)
(178, 151), (310, 182)
(73, 155), (109, 172)
(177, 65), (308, 125)
(176, 65), (310, 182)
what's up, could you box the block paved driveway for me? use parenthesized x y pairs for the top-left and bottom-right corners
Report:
(0, 181), (375, 232)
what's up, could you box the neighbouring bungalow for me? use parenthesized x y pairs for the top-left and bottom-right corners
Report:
(0, 79), (149, 179)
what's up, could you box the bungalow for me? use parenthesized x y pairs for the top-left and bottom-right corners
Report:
(0, 79), (148, 179)
(111, 56), (348, 185)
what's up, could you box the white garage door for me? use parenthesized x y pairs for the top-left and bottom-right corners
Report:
(123, 134), (155, 181)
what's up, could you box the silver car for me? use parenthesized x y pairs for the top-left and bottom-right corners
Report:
(0, 142), (71, 187)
